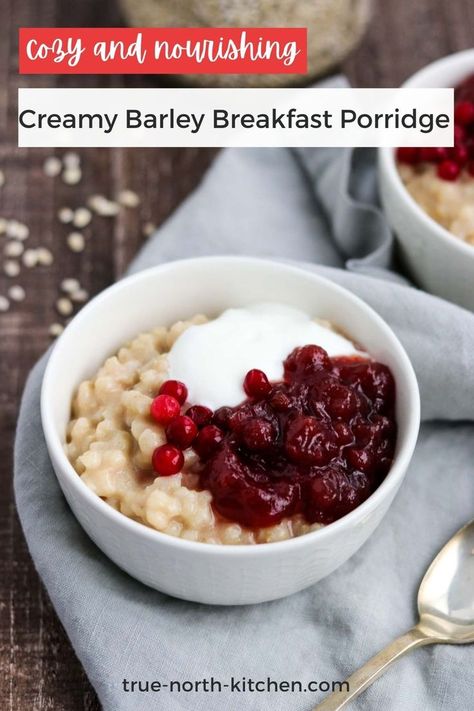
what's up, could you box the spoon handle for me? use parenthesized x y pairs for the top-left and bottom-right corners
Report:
(312, 625), (433, 711)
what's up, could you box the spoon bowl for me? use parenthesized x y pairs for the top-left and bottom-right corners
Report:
(418, 520), (474, 643)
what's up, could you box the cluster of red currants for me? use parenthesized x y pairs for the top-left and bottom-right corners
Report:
(149, 370), (269, 477)
(397, 98), (474, 181)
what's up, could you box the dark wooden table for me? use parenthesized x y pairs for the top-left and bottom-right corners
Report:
(1, 1), (472, 708)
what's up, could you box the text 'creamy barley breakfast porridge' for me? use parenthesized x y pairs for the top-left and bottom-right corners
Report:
(67, 303), (397, 545)
(397, 73), (474, 245)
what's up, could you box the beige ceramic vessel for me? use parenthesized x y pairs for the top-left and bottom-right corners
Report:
(119, 0), (373, 86)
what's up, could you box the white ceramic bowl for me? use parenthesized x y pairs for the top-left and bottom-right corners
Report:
(41, 257), (420, 605)
(379, 49), (474, 311)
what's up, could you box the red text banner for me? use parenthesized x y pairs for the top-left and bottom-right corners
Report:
(19, 27), (307, 75)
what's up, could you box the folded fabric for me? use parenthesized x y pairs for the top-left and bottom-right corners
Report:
(15, 143), (474, 710)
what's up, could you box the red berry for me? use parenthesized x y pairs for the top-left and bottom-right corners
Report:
(285, 416), (337, 466)
(371, 414), (395, 439)
(467, 139), (474, 159)
(323, 383), (358, 420)
(193, 425), (224, 459)
(152, 444), (184, 476)
(159, 379), (188, 405)
(185, 405), (213, 428)
(284, 345), (331, 379)
(334, 421), (353, 445)
(455, 74), (474, 103)
(396, 147), (419, 165)
(227, 406), (253, 433)
(150, 394), (180, 425)
(352, 420), (377, 444)
(418, 148), (431, 163)
(240, 418), (276, 452)
(434, 147), (449, 162)
(269, 389), (292, 411)
(419, 147), (447, 163)
(356, 362), (395, 402)
(346, 446), (376, 474)
(455, 100), (474, 126)
(243, 369), (271, 398)
(305, 468), (370, 523)
(212, 406), (233, 430)
(454, 124), (467, 144)
(450, 144), (469, 166)
(437, 159), (461, 181)
(166, 415), (198, 449)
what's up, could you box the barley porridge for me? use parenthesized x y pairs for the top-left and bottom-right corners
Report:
(67, 303), (397, 545)
(399, 164), (474, 244)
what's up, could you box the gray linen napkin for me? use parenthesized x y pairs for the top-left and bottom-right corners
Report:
(14, 143), (474, 711)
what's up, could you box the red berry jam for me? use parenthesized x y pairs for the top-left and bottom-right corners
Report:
(196, 345), (396, 529)
(397, 73), (474, 182)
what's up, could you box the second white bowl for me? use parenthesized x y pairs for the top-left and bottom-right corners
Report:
(379, 49), (474, 311)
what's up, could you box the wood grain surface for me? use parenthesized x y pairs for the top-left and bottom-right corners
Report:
(1, 1), (472, 708)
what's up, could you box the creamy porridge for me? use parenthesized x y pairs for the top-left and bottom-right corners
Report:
(67, 304), (397, 545)
(399, 163), (474, 245)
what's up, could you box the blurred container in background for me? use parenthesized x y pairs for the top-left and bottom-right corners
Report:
(119, 0), (373, 86)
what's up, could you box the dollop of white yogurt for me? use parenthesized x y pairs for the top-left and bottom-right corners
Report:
(168, 303), (363, 411)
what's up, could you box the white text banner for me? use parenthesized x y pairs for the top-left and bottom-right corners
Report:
(18, 87), (453, 148)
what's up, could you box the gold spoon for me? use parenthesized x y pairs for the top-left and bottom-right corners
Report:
(314, 519), (474, 710)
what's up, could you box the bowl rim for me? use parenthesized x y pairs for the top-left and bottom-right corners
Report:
(379, 48), (474, 261)
(41, 256), (420, 557)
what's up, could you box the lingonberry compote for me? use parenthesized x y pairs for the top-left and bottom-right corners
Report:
(198, 345), (397, 529)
